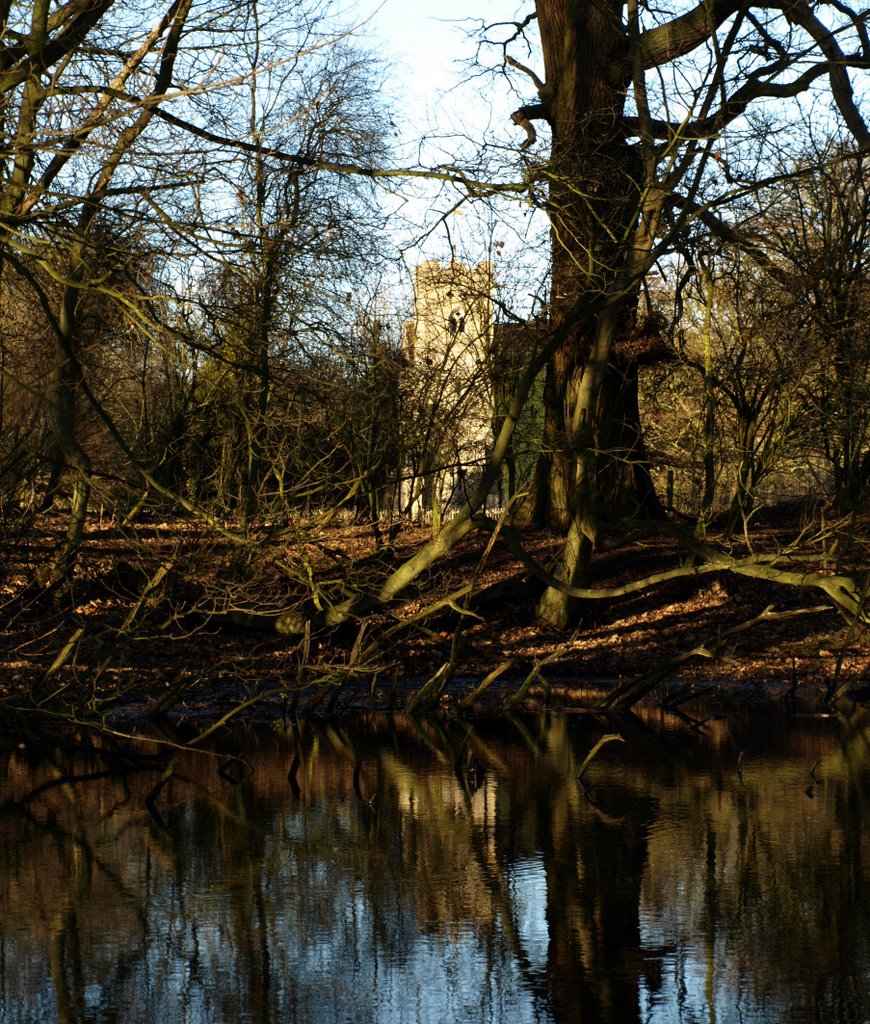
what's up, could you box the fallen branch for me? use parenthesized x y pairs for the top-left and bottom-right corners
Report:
(598, 602), (830, 711)
(576, 733), (625, 780)
(458, 660), (516, 710)
(497, 522), (870, 623)
(503, 638), (577, 710)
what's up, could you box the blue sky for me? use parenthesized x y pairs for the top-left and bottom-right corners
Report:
(356, 2), (522, 111)
(354, 0), (529, 155)
(350, 1), (546, 278)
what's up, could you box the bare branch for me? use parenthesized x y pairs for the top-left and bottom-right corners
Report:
(780, 0), (870, 148)
(511, 103), (548, 149)
(638, 0), (743, 70)
(0, 0), (117, 93)
(505, 53), (545, 91)
(600, 604), (831, 711)
(622, 60), (843, 142)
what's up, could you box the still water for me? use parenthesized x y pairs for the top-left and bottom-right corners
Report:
(1, 707), (870, 1024)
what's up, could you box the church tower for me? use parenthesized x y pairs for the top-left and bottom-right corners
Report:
(401, 260), (497, 517)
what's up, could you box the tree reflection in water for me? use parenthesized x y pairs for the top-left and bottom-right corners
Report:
(1, 707), (870, 1023)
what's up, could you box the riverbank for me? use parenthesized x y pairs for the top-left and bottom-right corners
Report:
(2, 508), (868, 729)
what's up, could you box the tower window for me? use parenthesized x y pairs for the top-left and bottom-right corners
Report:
(447, 309), (466, 336)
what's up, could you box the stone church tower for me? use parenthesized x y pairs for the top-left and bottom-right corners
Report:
(401, 260), (498, 518)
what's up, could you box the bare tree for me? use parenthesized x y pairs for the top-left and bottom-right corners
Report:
(759, 144), (870, 513)
(171, 13), (393, 533)
(478, 0), (870, 625)
(0, 0), (394, 577)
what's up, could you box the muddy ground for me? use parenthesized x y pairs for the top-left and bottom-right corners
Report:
(2, 508), (869, 727)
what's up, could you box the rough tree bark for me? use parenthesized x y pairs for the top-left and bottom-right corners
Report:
(522, 0), (739, 624)
(507, 0), (870, 626)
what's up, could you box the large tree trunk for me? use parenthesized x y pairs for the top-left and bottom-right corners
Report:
(531, 0), (663, 625)
(531, 0), (637, 514)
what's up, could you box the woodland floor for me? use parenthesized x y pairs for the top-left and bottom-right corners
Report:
(2, 506), (870, 728)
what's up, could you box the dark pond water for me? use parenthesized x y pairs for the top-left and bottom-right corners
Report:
(2, 707), (870, 1024)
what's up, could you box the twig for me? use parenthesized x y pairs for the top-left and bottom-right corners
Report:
(576, 733), (625, 781)
(458, 660), (516, 710)
(503, 637), (577, 710)
(599, 603), (830, 711)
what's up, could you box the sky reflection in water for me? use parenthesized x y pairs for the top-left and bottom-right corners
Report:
(1, 708), (870, 1024)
